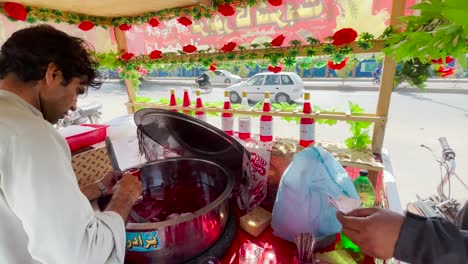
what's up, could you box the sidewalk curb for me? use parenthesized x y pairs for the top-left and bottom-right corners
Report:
(140, 76), (468, 84)
(103, 78), (468, 94)
(310, 86), (468, 94)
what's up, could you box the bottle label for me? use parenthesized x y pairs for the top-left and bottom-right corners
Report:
(238, 118), (251, 133)
(195, 113), (206, 122)
(300, 123), (315, 141)
(222, 116), (234, 131)
(260, 120), (273, 137)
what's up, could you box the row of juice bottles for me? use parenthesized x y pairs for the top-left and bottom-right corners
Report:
(171, 87), (377, 206)
(169, 88), (316, 147)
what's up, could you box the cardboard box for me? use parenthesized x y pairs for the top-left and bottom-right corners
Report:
(71, 142), (112, 187)
(240, 207), (272, 237)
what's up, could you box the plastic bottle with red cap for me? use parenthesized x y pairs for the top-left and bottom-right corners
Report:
(260, 91), (273, 142)
(182, 88), (191, 115)
(299, 92), (315, 147)
(221, 90), (234, 135)
(238, 91), (251, 140)
(194, 89), (206, 121)
(169, 88), (178, 112)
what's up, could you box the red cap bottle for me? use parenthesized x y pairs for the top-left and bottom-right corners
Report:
(182, 88), (191, 115)
(169, 88), (178, 112)
(221, 90), (234, 135)
(260, 91), (273, 142)
(195, 89), (206, 121)
(299, 92), (315, 147)
(238, 91), (251, 140)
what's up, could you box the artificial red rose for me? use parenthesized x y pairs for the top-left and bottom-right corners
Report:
(268, 64), (284, 73)
(78, 21), (94, 31)
(270, 34), (286, 47)
(121, 52), (134, 60)
(221, 42), (237, 53)
(3, 2), (27, 21)
(218, 4), (235, 16)
(182, 44), (197, 53)
(436, 66), (455, 78)
(445, 56), (454, 64)
(268, 0), (283, 6)
(327, 58), (348, 70)
(119, 24), (132, 31)
(441, 69), (455, 78)
(431, 56), (454, 64)
(178, 17), (192, 26)
(149, 50), (162, 60)
(210, 64), (217, 71)
(332, 28), (358, 46)
(148, 18), (160, 27)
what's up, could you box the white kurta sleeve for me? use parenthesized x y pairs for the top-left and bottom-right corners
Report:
(2, 126), (126, 264)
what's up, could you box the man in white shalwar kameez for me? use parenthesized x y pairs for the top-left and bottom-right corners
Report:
(0, 25), (142, 264)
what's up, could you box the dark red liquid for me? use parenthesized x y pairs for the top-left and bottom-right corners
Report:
(129, 182), (221, 223)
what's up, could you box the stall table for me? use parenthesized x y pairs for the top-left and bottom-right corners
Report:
(72, 132), (395, 264)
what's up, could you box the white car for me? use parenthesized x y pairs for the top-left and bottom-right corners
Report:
(226, 72), (304, 103)
(209, 70), (242, 84)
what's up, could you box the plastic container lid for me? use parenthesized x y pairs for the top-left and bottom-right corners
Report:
(65, 124), (108, 152)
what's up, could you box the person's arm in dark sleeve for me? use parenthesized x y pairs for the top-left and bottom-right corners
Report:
(394, 212), (468, 264)
(455, 201), (468, 230)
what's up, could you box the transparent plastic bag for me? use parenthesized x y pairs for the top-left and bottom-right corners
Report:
(271, 147), (359, 242)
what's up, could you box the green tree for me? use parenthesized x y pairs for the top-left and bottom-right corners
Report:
(237, 64), (250, 78)
(335, 56), (360, 86)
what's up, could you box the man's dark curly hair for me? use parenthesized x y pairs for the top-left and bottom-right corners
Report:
(0, 24), (101, 90)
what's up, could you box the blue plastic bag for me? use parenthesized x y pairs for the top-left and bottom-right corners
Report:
(271, 146), (359, 242)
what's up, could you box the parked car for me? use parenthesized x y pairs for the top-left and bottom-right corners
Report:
(209, 70), (242, 84)
(226, 72), (304, 103)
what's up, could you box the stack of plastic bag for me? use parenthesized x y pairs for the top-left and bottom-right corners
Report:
(271, 146), (359, 242)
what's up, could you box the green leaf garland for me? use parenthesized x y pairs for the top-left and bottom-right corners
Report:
(0, 0), (263, 28)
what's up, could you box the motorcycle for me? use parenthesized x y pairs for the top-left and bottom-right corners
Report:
(407, 137), (468, 223)
(191, 79), (213, 93)
(372, 73), (381, 85)
(56, 102), (103, 128)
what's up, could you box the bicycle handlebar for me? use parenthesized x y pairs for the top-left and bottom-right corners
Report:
(439, 137), (455, 160)
(439, 137), (450, 151)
